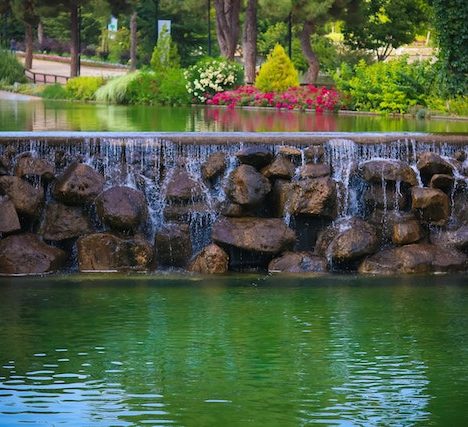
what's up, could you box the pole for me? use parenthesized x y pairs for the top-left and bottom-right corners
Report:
(207, 0), (212, 56)
(155, 0), (159, 44)
(77, 5), (81, 76)
(288, 12), (292, 58)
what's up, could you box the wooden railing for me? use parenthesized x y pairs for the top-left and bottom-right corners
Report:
(25, 69), (70, 84)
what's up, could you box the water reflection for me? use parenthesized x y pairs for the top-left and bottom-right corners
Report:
(1, 98), (467, 132)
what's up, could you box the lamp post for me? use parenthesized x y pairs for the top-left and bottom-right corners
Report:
(207, 0), (211, 56)
(288, 12), (292, 58)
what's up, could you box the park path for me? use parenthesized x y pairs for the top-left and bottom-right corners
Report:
(0, 90), (40, 100)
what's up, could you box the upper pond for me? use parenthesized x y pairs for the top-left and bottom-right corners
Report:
(1, 98), (467, 132)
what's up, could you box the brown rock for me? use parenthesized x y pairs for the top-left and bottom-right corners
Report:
(430, 226), (468, 251)
(40, 202), (92, 241)
(165, 167), (203, 203)
(417, 152), (453, 185)
(360, 160), (417, 186)
(0, 234), (66, 275)
(53, 162), (105, 205)
(201, 152), (227, 181)
(189, 244), (229, 274)
(154, 223), (192, 267)
(226, 164), (271, 206)
(77, 233), (153, 271)
(261, 156), (295, 179)
(0, 155), (11, 175)
(236, 146), (273, 169)
(290, 177), (337, 218)
(268, 252), (328, 273)
(277, 146), (302, 163)
(429, 174), (454, 192)
(411, 187), (450, 225)
(304, 146), (325, 163)
(364, 183), (408, 210)
(453, 151), (466, 162)
(15, 156), (55, 181)
(212, 217), (296, 254)
(0, 196), (21, 234)
(96, 186), (147, 232)
(300, 163), (331, 179)
(392, 220), (423, 245)
(0, 176), (44, 217)
(164, 201), (210, 221)
(271, 179), (293, 217)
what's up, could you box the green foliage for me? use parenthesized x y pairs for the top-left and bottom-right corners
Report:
(95, 72), (140, 104)
(40, 83), (68, 99)
(125, 70), (159, 104)
(65, 76), (105, 101)
(185, 57), (243, 102)
(334, 58), (435, 113)
(430, 0), (468, 96)
(150, 26), (180, 73)
(255, 44), (299, 93)
(154, 68), (190, 105)
(108, 27), (130, 64)
(0, 50), (26, 84)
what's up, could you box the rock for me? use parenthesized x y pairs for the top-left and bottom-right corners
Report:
(188, 244), (229, 274)
(220, 202), (251, 217)
(429, 174), (454, 192)
(165, 167), (203, 203)
(392, 219), (423, 245)
(0, 176), (44, 217)
(430, 226), (468, 251)
(315, 218), (379, 266)
(270, 179), (293, 217)
(268, 252), (328, 273)
(225, 164), (271, 206)
(201, 152), (227, 181)
(154, 223), (192, 267)
(359, 244), (466, 274)
(212, 217), (296, 254)
(0, 234), (66, 275)
(359, 159), (418, 186)
(0, 196), (21, 234)
(96, 186), (147, 232)
(164, 201), (210, 222)
(453, 151), (466, 162)
(261, 156), (295, 179)
(368, 210), (416, 242)
(364, 183), (408, 210)
(411, 187), (450, 225)
(0, 156), (11, 175)
(236, 146), (273, 169)
(417, 152), (453, 185)
(15, 156), (55, 181)
(277, 146), (302, 163)
(300, 163), (331, 179)
(304, 146), (325, 163)
(40, 202), (92, 241)
(290, 177), (337, 218)
(53, 162), (105, 205)
(77, 233), (153, 271)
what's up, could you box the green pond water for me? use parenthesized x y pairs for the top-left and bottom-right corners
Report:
(0, 274), (467, 426)
(1, 98), (467, 132)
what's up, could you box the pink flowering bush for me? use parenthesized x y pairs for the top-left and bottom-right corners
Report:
(206, 85), (341, 112)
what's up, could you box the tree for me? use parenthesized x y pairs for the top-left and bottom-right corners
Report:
(214, 0), (241, 59)
(343, 0), (428, 61)
(10, 0), (39, 69)
(243, 0), (257, 83)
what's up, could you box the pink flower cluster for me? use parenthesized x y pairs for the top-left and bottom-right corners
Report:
(206, 85), (341, 112)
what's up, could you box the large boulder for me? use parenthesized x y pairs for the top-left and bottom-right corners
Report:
(201, 152), (227, 181)
(188, 244), (229, 274)
(359, 244), (466, 274)
(15, 155), (55, 181)
(392, 219), (423, 245)
(96, 186), (147, 232)
(411, 187), (450, 225)
(261, 156), (295, 179)
(304, 146), (325, 164)
(290, 177), (337, 218)
(268, 252), (328, 273)
(77, 233), (153, 271)
(300, 163), (331, 179)
(270, 179), (293, 217)
(277, 146), (302, 164)
(0, 176), (44, 217)
(430, 226), (468, 251)
(315, 218), (379, 266)
(236, 146), (273, 169)
(212, 217), (296, 254)
(53, 162), (105, 205)
(364, 183), (408, 210)
(165, 167), (204, 203)
(40, 202), (92, 241)
(154, 223), (192, 267)
(0, 234), (66, 275)
(429, 174), (454, 192)
(359, 159), (418, 186)
(417, 152), (453, 185)
(0, 196), (21, 234)
(225, 164), (271, 206)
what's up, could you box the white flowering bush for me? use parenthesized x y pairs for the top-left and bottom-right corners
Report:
(184, 57), (243, 103)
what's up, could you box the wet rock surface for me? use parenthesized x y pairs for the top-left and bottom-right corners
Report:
(268, 252), (328, 273)
(0, 175), (44, 217)
(165, 167), (204, 203)
(290, 177), (337, 218)
(411, 187), (450, 225)
(0, 196), (21, 234)
(201, 152), (227, 181)
(236, 146), (273, 168)
(15, 155), (55, 181)
(154, 223), (192, 268)
(417, 152), (453, 185)
(226, 165), (271, 206)
(360, 160), (417, 186)
(189, 244), (229, 274)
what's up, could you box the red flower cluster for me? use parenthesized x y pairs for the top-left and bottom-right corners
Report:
(206, 85), (341, 112)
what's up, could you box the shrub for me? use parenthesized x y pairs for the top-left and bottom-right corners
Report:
(0, 50), (26, 85)
(95, 72), (140, 104)
(150, 25), (180, 73)
(255, 44), (299, 93)
(155, 68), (190, 105)
(185, 57), (243, 103)
(125, 70), (160, 104)
(65, 76), (105, 101)
(41, 84), (68, 99)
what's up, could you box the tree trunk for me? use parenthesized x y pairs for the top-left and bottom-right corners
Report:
(24, 23), (33, 69)
(243, 0), (257, 84)
(299, 20), (320, 84)
(70, 0), (79, 78)
(130, 11), (137, 71)
(37, 21), (44, 46)
(214, 0), (241, 60)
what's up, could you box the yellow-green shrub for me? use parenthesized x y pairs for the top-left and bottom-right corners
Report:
(255, 44), (299, 93)
(65, 76), (105, 101)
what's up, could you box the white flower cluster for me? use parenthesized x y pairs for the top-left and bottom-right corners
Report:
(185, 59), (240, 102)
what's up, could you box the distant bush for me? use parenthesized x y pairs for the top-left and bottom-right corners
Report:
(150, 25), (180, 73)
(155, 68), (190, 105)
(255, 44), (299, 93)
(41, 84), (68, 99)
(65, 76), (105, 101)
(95, 72), (139, 104)
(0, 50), (26, 85)
(185, 57), (243, 103)
(125, 71), (160, 104)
